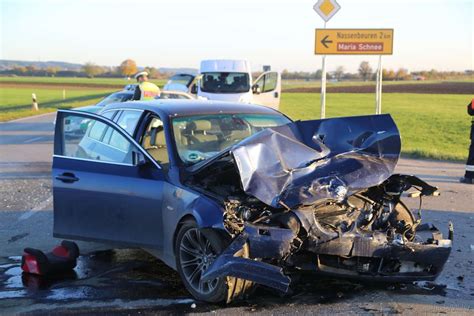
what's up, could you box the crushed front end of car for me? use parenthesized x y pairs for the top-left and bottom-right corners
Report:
(186, 114), (452, 300)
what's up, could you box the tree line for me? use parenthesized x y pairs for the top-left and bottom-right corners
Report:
(2, 59), (171, 79)
(2, 59), (471, 81)
(282, 61), (472, 81)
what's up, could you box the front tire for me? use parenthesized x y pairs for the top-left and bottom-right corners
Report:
(175, 221), (228, 303)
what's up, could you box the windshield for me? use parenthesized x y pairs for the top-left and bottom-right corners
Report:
(172, 113), (291, 165)
(167, 74), (194, 87)
(96, 92), (133, 107)
(200, 72), (250, 93)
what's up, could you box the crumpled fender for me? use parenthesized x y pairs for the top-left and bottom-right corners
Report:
(201, 233), (291, 293)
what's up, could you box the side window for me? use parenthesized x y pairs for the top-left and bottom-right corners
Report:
(116, 110), (142, 136)
(108, 130), (130, 152)
(61, 113), (139, 165)
(262, 72), (277, 93)
(87, 121), (107, 140)
(141, 117), (169, 166)
(102, 110), (117, 120)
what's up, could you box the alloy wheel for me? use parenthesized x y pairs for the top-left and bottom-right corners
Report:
(179, 228), (219, 295)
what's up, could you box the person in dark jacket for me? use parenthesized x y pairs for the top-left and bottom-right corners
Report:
(460, 99), (474, 184)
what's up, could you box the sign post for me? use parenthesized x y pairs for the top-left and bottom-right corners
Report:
(313, 0), (341, 119)
(320, 36), (327, 119)
(375, 55), (383, 114)
(314, 28), (394, 114)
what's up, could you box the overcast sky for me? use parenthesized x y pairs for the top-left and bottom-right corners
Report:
(1, 0), (472, 72)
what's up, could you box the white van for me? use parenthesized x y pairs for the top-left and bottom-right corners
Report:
(163, 59), (281, 110)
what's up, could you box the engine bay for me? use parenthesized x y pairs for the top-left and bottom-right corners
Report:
(184, 115), (453, 301)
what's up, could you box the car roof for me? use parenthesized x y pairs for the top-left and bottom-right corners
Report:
(103, 99), (283, 118)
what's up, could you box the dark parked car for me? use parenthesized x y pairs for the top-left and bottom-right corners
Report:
(53, 100), (452, 303)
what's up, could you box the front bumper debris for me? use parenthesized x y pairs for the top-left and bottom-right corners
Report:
(201, 233), (291, 293)
(204, 219), (452, 293)
(189, 115), (452, 296)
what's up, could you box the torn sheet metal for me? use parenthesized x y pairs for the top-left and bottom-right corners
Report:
(201, 234), (291, 293)
(231, 114), (401, 208)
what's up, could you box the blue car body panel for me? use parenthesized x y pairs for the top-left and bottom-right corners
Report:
(52, 102), (277, 268)
(52, 101), (451, 288)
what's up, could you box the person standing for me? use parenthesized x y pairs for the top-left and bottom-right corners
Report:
(132, 71), (160, 100)
(460, 99), (474, 184)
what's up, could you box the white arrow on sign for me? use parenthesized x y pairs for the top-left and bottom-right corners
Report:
(313, 0), (341, 22)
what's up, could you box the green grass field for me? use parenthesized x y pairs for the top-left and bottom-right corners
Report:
(0, 77), (470, 161)
(280, 93), (470, 161)
(0, 86), (116, 121)
(3, 76), (472, 90)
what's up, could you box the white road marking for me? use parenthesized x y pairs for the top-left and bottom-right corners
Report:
(23, 136), (44, 144)
(17, 196), (52, 221)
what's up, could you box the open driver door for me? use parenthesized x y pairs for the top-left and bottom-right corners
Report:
(252, 71), (281, 110)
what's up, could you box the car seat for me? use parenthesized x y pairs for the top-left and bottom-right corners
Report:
(143, 119), (169, 164)
(21, 240), (79, 276)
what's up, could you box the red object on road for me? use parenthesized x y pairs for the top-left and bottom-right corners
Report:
(21, 241), (79, 276)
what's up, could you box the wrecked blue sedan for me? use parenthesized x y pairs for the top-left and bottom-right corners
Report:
(53, 100), (452, 303)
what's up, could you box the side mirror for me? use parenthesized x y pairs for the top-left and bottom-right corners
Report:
(252, 84), (261, 94)
(132, 151), (147, 167)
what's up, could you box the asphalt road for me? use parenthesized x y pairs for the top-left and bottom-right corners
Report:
(0, 113), (473, 315)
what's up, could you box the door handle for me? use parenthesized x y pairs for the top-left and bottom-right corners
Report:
(55, 173), (79, 183)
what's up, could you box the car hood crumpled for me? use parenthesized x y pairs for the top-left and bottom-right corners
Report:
(230, 114), (401, 208)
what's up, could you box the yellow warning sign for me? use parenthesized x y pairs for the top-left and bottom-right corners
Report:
(313, 0), (341, 22)
(315, 29), (394, 55)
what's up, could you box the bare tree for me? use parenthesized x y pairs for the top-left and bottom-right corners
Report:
(395, 68), (409, 81)
(358, 61), (373, 81)
(83, 62), (103, 78)
(334, 66), (345, 81)
(46, 66), (60, 77)
(144, 66), (160, 79)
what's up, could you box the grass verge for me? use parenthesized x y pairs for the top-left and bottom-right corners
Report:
(280, 93), (470, 161)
